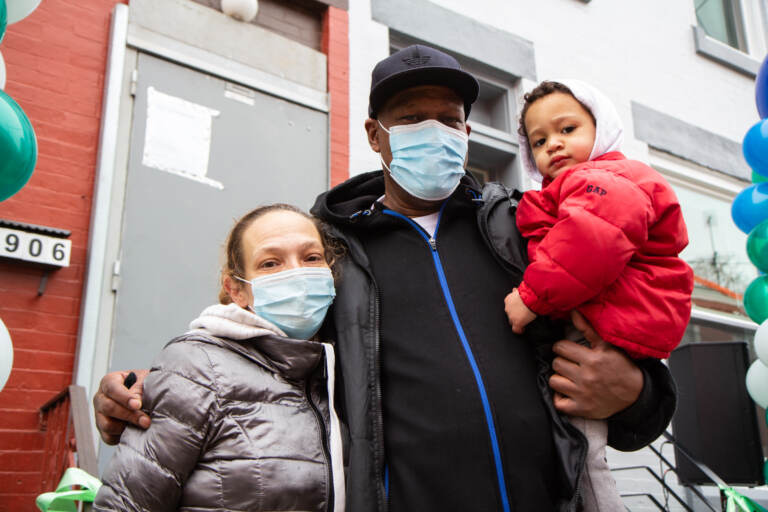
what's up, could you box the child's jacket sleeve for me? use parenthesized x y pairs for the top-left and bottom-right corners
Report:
(93, 342), (218, 512)
(516, 167), (654, 316)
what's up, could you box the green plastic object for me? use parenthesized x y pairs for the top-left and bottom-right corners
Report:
(36, 467), (102, 512)
(0, 89), (37, 202)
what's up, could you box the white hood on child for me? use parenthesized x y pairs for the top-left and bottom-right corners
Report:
(518, 79), (624, 182)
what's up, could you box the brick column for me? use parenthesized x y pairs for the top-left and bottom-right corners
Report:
(322, 6), (350, 187)
(0, 1), (126, 510)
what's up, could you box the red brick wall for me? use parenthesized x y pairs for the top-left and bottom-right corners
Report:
(0, 1), (124, 510)
(322, 5), (349, 187)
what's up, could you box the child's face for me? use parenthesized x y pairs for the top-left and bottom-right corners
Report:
(524, 92), (596, 180)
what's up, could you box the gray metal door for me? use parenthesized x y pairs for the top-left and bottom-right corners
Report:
(105, 51), (327, 451)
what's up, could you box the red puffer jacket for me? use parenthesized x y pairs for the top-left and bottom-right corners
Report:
(517, 152), (693, 359)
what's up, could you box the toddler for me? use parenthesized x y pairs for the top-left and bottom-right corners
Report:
(504, 80), (693, 511)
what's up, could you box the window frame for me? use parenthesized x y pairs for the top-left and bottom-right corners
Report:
(692, 0), (766, 76)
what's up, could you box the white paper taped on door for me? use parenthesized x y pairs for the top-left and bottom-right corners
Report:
(142, 87), (223, 190)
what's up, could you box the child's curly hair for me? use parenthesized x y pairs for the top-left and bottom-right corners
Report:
(518, 81), (596, 142)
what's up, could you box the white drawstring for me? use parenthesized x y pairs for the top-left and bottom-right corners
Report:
(323, 344), (346, 512)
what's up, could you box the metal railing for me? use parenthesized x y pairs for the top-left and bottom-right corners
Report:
(612, 431), (744, 511)
(38, 385), (97, 496)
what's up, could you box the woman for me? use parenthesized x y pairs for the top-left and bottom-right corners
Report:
(94, 204), (346, 512)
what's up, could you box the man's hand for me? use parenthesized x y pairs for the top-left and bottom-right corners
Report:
(503, 288), (537, 334)
(93, 369), (150, 445)
(549, 311), (643, 419)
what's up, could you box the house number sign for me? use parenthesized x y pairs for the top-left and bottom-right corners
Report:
(0, 226), (71, 267)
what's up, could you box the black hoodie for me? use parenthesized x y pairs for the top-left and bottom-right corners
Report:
(312, 171), (676, 512)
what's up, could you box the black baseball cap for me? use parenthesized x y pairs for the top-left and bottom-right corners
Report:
(368, 44), (479, 119)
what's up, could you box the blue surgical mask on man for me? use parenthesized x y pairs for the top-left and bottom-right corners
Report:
(379, 119), (469, 201)
(236, 267), (335, 340)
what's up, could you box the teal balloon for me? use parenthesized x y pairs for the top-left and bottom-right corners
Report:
(744, 119), (768, 178)
(0, 90), (37, 202)
(0, 0), (6, 44)
(745, 276), (768, 324)
(732, 183), (768, 234)
(755, 171), (768, 184)
(748, 220), (768, 273)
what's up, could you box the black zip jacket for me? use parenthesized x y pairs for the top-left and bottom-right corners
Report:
(312, 171), (677, 512)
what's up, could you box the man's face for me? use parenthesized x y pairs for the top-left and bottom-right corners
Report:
(364, 85), (470, 209)
(367, 85), (468, 165)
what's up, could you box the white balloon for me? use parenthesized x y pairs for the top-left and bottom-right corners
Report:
(0, 51), (5, 90)
(0, 317), (13, 393)
(746, 359), (768, 408)
(7, 0), (43, 24)
(221, 0), (258, 23)
(755, 319), (768, 366)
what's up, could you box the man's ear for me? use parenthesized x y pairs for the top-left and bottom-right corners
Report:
(364, 118), (381, 153)
(465, 122), (472, 137)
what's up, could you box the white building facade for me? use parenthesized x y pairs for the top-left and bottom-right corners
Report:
(347, 1), (768, 509)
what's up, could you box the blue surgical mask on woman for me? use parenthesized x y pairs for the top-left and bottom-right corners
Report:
(236, 267), (335, 340)
(379, 119), (469, 201)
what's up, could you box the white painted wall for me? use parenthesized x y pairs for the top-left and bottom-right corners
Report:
(346, 1), (767, 508)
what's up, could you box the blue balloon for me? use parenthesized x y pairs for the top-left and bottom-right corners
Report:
(744, 120), (768, 177)
(732, 183), (768, 234)
(758, 55), (768, 118)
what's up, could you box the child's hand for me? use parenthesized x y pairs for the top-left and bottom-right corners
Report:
(504, 288), (537, 334)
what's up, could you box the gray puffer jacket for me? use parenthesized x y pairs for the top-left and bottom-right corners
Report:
(94, 303), (345, 512)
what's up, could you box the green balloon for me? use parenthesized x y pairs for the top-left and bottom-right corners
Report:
(748, 219), (768, 273)
(745, 276), (768, 324)
(0, 90), (37, 202)
(0, 0), (6, 44)
(755, 171), (768, 184)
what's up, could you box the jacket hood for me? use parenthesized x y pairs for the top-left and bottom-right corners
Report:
(311, 169), (483, 227)
(186, 303), (324, 380)
(519, 79), (624, 183)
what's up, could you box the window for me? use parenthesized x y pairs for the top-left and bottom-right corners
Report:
(695, 0), (746, 50)
(692, 0), (767, 75)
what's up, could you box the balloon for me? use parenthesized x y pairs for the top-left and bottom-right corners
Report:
(747, 360), (768, 408)
(754, 171), (768, 184)
(755, 320), (768, 366)
(758, 55), (768, 118)
(748, 219), (768, 273)
(0, 317), (12, 392)
(731, 183), (768, 234)
(744, 120), (768, 177)
(745, 276), (768, 324)
(6, 0), (41, 24)
(0, 0), (6, 44)
(0, 89), (37, 202)
(221, 0), (258, 22)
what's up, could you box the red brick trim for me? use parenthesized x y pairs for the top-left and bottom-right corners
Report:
(322, 6), (349, 187)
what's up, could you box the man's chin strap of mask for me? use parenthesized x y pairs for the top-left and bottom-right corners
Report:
(378, 119), (468, 201)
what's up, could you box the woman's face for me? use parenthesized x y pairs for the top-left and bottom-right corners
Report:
(227, 210), (329, 308)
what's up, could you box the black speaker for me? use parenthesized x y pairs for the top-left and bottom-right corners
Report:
(668, 341), (764, 486)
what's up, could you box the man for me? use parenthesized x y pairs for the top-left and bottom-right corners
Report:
(94, 45), (675, 511)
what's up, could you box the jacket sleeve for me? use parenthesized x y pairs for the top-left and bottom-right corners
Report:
(607, 358), (677, 451)
(93, 342), (219, 512)
(518, 168), (654, 315)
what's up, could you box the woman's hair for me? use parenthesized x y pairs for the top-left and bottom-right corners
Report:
(218, 204), (346, 305)
(518, 81), (596, 142)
